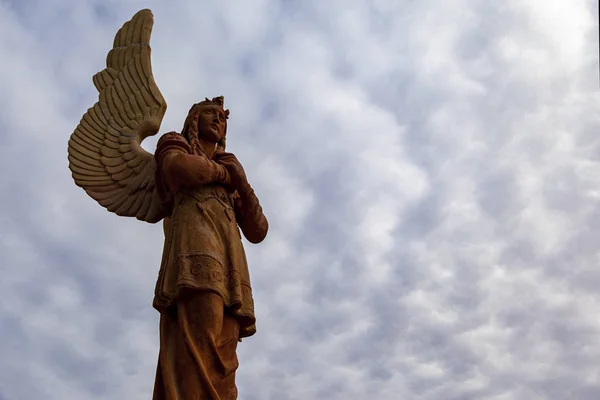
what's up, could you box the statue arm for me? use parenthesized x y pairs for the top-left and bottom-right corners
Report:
(234, 185), (269, 244)
(155, 132), (230, 191)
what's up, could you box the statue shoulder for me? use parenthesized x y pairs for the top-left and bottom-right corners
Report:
(155, 132), (191, 160)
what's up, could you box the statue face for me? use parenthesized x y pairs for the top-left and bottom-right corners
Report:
(196, 104), (227, 143)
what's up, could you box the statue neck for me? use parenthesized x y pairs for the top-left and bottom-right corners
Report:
(194, 136), (218, 158)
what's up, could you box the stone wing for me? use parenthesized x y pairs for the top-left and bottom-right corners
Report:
(67, 9), (168, 223)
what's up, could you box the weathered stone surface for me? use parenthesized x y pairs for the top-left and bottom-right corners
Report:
(67, 9), (268, 399)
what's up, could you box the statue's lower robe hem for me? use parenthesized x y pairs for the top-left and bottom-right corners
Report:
(153, 291), (240, 400)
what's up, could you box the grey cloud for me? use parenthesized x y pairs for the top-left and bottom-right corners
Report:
(1, 0), (600, 399)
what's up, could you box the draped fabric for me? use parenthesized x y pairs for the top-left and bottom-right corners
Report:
(152, 184), (257, 338)
(153, 291), (240, 400)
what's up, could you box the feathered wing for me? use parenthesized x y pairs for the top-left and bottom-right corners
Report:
(68, 9), (168, 223)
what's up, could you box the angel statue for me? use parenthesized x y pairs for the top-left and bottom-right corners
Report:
(67, 9), (268, 400)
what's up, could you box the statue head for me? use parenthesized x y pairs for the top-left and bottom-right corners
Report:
(182, 96), (230, 154)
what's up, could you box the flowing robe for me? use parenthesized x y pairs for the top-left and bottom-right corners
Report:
(152, 132), (266, 399)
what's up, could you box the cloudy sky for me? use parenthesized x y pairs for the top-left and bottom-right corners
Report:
(1, 0), (599, 399)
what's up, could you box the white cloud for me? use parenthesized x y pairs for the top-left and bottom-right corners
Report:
(1, 0), (600, 399)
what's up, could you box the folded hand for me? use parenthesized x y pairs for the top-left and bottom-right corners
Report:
(214, 152), (248, 190)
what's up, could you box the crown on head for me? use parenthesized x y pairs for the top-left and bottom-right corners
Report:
(197, 96), (230, 119)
